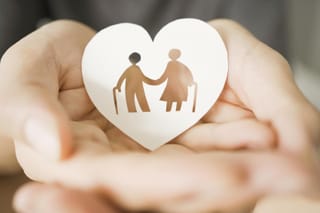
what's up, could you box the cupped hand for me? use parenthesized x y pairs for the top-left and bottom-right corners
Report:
(176, 20), (320, 155)
(14, 140), (320, 213)
(0, 20), (150, 161)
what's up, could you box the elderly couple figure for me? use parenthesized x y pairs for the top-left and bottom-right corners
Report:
(114, 49), (197, 113)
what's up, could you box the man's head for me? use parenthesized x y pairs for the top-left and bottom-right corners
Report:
(129, 52), (141, 64)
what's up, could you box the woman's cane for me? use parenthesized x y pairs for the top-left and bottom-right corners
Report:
(192, 82), (198, 112)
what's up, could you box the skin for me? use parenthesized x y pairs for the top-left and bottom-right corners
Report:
(0, 19), (318, 212)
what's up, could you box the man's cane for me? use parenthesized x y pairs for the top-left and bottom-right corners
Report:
(192, 82), (198, 113)
(113, 87), (119, 114)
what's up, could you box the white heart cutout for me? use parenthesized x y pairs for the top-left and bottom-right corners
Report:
(82, 18), (228, 150)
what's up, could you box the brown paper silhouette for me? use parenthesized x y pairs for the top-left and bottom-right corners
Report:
(154, 49), (197, 112)
(113, 49), (197, 114)
(113, 52), (158, 113)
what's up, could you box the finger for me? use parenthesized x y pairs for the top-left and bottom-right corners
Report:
(15, 139), (320, 213)
(0, 21), (94, 159)
(176, 119), (275, 151)
(202, 100), (253, 123)
(209, 19), (320, 154)
(66, 153), (320, 212)
(14, 182), (119, 213)
(101, 153), (317, 212)
(14, 120), (112, 181)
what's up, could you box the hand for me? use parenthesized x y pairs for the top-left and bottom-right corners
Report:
(0, 20), (143, 160)
(14, 144), (320, 213)
(12, 19), (320, 213)
(176, 20), (320, 155)
(114, 86), (121, 93)
(0, 20), (95, 160)
(15, 182), (320, 213)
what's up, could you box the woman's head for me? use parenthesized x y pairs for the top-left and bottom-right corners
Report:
(169, 49), (181, 60)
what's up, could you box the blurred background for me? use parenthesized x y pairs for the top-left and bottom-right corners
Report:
(0, 0), (319, 212)
(289, 0), (320, 109)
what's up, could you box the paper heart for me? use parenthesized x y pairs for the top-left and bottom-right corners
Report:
(82, 18), (228, 150)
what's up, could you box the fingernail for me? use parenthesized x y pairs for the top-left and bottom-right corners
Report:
(24, 116), (61, 160)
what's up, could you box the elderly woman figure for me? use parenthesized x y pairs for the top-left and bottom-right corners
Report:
(156, 49), (196, 112)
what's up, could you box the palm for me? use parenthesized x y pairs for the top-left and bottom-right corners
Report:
(57, 39), (269, 154)
(58, 76), (269, 156)
(59, 81), (194, 153)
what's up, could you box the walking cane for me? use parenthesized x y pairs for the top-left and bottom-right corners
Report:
(113, 87), (119, 114)
(192, 82), (198, 113)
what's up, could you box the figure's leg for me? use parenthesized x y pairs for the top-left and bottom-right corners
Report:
(136, 87), (150, 112)
(126, 90), (137, 112)
(166, 101), (173, 112)
(176, 101), (182, 111)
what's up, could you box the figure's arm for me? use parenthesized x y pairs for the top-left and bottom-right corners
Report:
(185, 65), (196, 86)
(145, 64), (169, 85)
(142, 75), (159, 85)
(115, 70), (127, 91)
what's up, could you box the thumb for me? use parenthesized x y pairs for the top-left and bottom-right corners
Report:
(0, 32), (73, 160)
(9, 91), (73, 160)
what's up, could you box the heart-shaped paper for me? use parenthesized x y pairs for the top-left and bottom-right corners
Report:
(82, 18), (228, 150)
